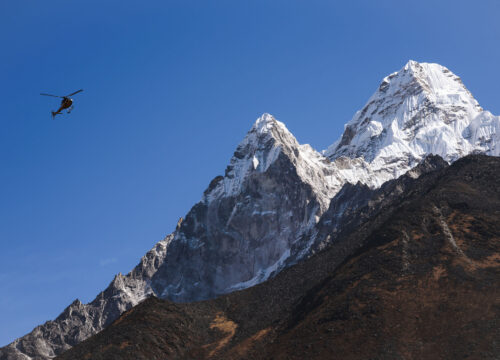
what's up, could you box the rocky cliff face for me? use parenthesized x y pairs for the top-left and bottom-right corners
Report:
(1, 61), (499, 360)
(148, 115), (335, 301)
(0, 234), (173, 360)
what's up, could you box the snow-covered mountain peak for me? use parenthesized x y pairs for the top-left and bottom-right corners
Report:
(252, 112), (279, 132)
(203, 113), (340, 212)
(248, 112), (297, 146)
(372, 60), (481, 120)
(324, 61), (497, 179)
(396, 60), (480, 107)
(204, 113), (302, 200)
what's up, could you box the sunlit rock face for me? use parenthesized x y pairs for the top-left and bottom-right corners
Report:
(150, 114), (330, 301)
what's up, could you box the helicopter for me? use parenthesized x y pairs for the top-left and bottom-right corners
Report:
(40, 89), (83, 118)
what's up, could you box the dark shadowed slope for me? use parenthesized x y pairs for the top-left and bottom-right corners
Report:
(57, 155), (500, 360)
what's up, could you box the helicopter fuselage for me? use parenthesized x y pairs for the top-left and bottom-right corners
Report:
(53, 97), (73, 116)
(60, 97), (73, 109)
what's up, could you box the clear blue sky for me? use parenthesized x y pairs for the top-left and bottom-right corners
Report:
(0, 0), (499, 346)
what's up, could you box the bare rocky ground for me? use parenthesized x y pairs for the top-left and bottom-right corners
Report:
(56, 155), (500, 360)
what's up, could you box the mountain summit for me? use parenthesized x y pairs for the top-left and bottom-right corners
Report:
(1, 61), (499, 360)
(325, 60), (499, 185)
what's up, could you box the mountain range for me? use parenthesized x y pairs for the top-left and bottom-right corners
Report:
(56, 154), (500, 359)
(1, 60), (498, 360)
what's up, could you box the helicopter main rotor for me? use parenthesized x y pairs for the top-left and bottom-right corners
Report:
(40, 89), (83, 99)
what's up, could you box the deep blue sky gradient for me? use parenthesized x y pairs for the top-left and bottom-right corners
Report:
(1, 0), (499, 345)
